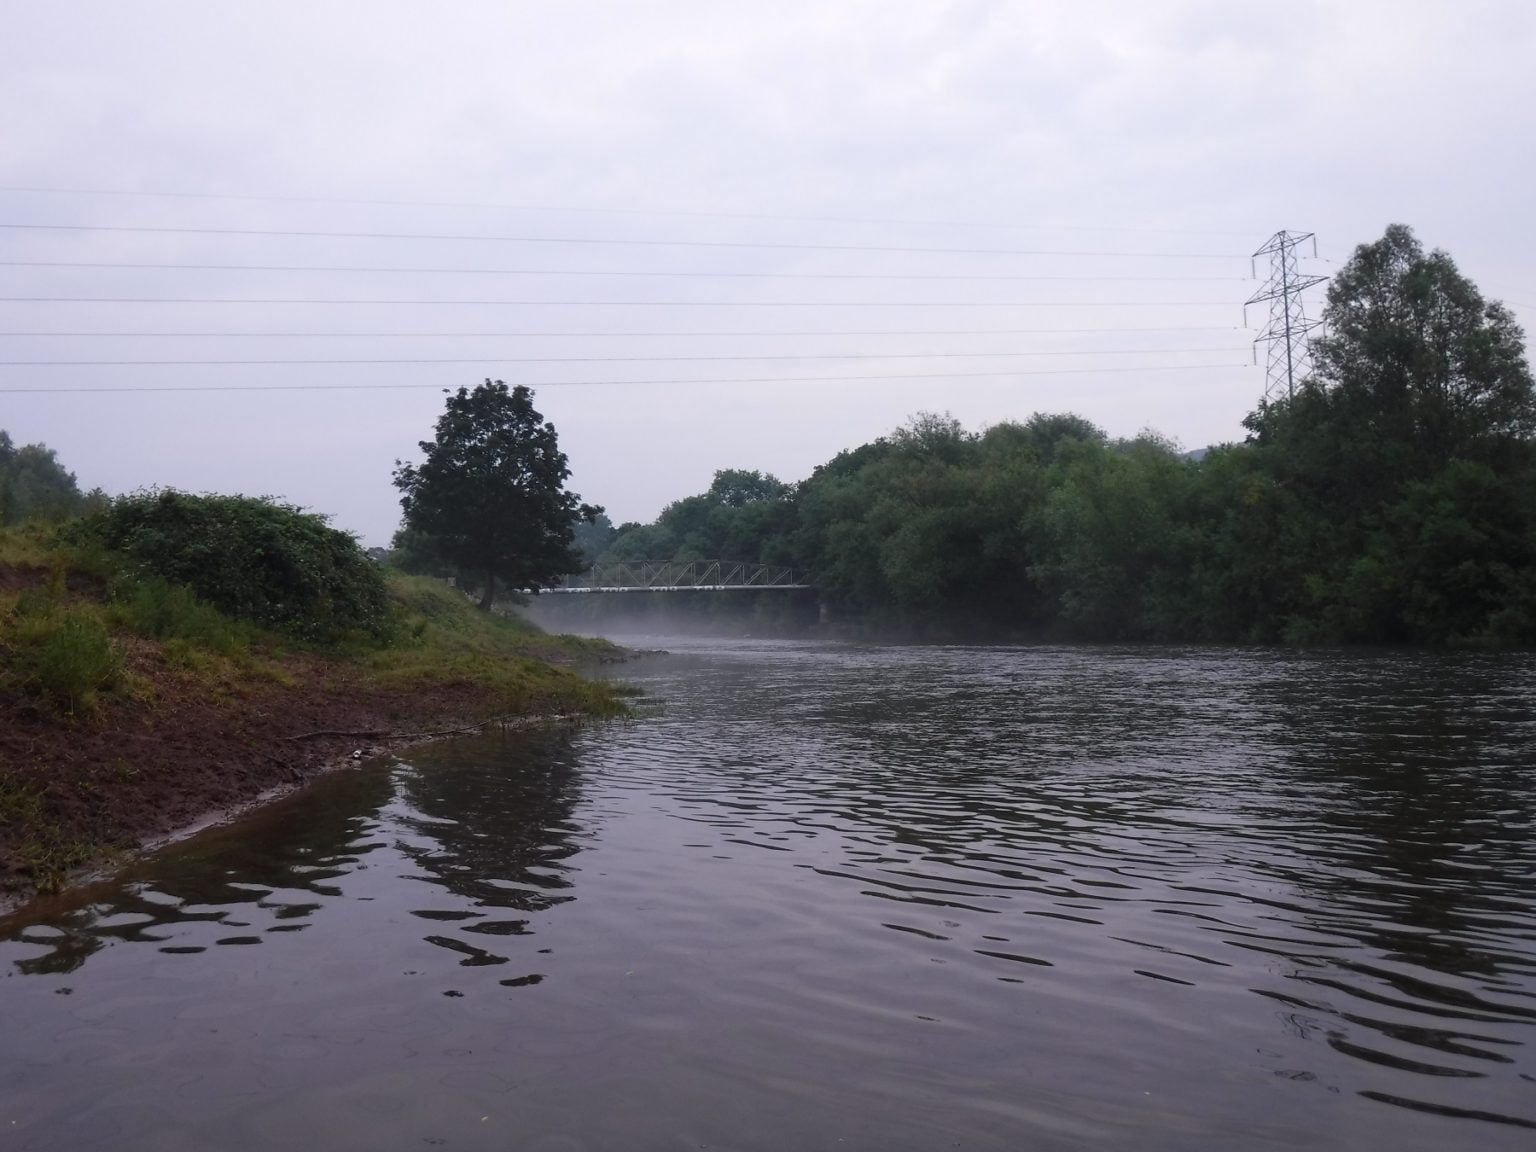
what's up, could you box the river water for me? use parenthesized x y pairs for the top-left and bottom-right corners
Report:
(2, 640), (1535, 1150)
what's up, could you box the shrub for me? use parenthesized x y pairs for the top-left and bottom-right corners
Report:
(78, 490), (390, 642)
(13, 608), (122, 715)
(116, 576), (248, 656)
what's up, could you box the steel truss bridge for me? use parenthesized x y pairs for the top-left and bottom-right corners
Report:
(544, 560), (812, 593)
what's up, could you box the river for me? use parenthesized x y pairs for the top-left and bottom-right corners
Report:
(2, 639), (1534, 1150)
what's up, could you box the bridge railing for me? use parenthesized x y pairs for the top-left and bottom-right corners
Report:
(546, 560), (811, 593)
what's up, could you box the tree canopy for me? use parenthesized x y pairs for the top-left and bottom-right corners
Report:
(0, 431), (87, 526)
(590, 226), (1536, 646)
(392, 380), (598, 607)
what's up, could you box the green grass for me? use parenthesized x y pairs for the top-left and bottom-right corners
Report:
(111, 576), (251, 657)
(2, 530), (629, 718)
(1, 526), (256, 714)
(1, 532), (628, 721)
(0, 521), (62, 569)
(2, 565), (123, 716)
(14, 609), (123, 716)
(358, 573), (629, 716)
(1, 528), (631, 900)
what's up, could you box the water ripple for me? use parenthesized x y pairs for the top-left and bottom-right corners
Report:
(1, 641), (1533, 1149)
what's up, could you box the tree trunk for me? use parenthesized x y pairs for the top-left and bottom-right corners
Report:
(478, 571), (496, 611)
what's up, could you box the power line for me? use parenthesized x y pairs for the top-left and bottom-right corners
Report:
(0, 259), (1251, 283)
(0, 296), (1236, 307)
(0, 222), (1244, 260)
(0, 185), (1260, 237)
(0, 346), (1246, 368)
(0, 362), (1251, 394)
(0, 325), (1247, 338)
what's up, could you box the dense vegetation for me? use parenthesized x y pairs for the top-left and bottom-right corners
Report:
(596, 226), (1536, 645)
(2, 510), (621, 892)
(0, 431), (96, 526)
(1, 501), (619, 724)
(79, 490), (392, 642)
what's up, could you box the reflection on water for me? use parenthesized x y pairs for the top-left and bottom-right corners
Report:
(1, 642), (1534, 1151)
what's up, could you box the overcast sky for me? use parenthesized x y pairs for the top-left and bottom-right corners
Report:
(2, 1), (1532, 544)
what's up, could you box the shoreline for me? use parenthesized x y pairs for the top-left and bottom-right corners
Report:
(1, 626), (629, 911)
(0, 515), (633, 917)
(0, 708), (603, 921)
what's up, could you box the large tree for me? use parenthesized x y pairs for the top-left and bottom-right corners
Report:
(1250, 224), (1534, 503)
(1317, 224), (1533, 461)
(1243, 225), (1536, 642)
(393, 380), (599, 608)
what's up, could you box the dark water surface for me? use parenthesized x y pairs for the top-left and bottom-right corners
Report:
(3, 641), (1535, 1150)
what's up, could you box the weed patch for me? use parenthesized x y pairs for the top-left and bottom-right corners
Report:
(10, 608), (123, 716)
(114, 576), (249, 656)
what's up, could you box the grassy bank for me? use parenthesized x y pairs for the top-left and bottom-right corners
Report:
(0, 522), (627, 898)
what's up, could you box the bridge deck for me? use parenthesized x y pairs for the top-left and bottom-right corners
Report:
(543, 583), (812, 594)
(542, 559), (813, 594)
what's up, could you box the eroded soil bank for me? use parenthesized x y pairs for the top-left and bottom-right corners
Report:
(1, 558), (626, 904)
(0, 648), (609, 904)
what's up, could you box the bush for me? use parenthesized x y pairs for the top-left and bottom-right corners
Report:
(78, 490), (390, 642)
(13, 608), (122, 715)
(115, 576), (248, 656)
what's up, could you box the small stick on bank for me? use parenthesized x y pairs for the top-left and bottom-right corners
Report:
(285, 713), (569, 743)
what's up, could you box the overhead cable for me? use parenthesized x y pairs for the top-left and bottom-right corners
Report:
(0, 362), (1250, 394)
(0, 325), (1247, 338)
(0, 296), (1236, 307)
(0, 222), (1244, 260)
(0, 185), (1259, 237)
(0, 260), (1251, 283)
(0, 346), (1246, 367)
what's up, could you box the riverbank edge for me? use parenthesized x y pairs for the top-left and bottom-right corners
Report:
(0, 665), (629, 914)
(1, 561), (635, 909)
(0, 707), (598, 921)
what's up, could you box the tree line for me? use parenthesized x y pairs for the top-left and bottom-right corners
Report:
(14, 223), (1526, 647)
(0, 432), (96, 526)
(590, 226), (1536, 645)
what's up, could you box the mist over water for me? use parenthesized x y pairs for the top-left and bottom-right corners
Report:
(3, 639), (1534, 1150)
(521, 589), (821, 638)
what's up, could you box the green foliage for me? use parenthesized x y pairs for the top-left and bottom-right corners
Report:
(1032, 433), (1198, 640)
(594, 227), (1536, 646)
(364, 572), (626, 714)
(386, 523), (459, 579)
(707, 469), (790, 507)
(393, 379), (599, 607)
(606, 467), (799, 567)
(4, 569), (124, 715)
(7, 597), (123, 716)
(79, 490), (390, 642)
(114, 576), (250, 656)
(0, 542), (624, 900)
(0, 430), (87, 526)
(571, 511), (617, 566)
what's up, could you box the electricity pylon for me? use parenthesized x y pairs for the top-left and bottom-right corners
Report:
(1245, 231), (1327, 403)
